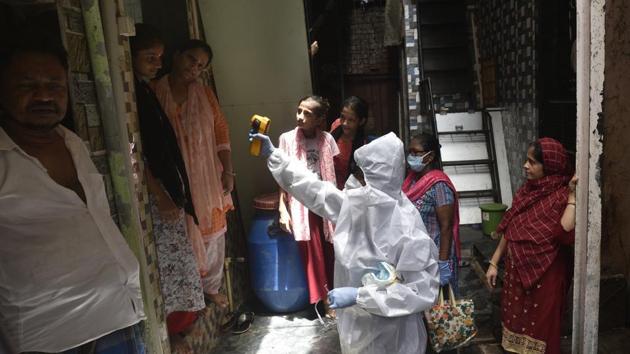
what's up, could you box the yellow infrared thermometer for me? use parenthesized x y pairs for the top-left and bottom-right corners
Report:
(250, 115), (271, 156)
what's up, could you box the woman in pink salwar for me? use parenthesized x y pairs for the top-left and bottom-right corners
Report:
(278, 96), (339, 317)
(152, 40), (234, 314)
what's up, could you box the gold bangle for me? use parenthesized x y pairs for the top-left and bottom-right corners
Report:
(488, 260), (498, 269)
(567, 202), (576, 206)
(223, 170), (236, 176)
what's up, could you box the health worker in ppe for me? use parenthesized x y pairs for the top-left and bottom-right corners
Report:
(250, 132), (439, 354)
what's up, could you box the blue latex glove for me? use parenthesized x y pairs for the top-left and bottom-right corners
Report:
(248, 132), (276, 158)
(438, 260), (452, 286)
(327, 287), (358, 309)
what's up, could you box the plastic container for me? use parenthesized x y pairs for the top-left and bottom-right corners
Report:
(248, 193), (309, 312)
(479, 203), (508, 236)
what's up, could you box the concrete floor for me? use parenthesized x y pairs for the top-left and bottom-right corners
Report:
(210, 309), (340, 354)
(211, 226), (497, 354)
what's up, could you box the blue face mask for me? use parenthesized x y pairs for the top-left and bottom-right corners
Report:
(407, 152), (431, 172)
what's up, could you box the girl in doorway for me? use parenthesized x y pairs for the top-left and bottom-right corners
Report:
(131, 24), (204, 350)
(152, 40), (234, 311)
(277, 96), (339, 317)
(330, 96), (368, 189)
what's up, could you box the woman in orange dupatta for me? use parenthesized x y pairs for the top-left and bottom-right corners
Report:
(152, 40), (234, 321)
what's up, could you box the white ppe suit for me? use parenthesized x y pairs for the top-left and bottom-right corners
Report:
(267, 132), (439, 354)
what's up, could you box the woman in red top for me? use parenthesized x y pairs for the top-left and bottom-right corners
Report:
(486, 138), (577, 354)
(330, 96), (368, 189)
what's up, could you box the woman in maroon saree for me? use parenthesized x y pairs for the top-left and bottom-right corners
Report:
(486, 138), (577, 354)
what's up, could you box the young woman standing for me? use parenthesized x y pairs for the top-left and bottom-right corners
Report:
(330, 96), (368, 189)
(277, 96), (339, 316)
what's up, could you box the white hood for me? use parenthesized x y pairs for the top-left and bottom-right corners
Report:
(354, 132), (406, 198)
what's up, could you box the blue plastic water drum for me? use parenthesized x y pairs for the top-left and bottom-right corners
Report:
(248, 193), (309, 312)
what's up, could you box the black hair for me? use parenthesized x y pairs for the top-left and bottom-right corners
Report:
(174, 39), (213, 65)
(528, 141), (545, 169)
(342, 96), (368, 120)
(130, 23), (164, 56)
(0, 30), (68, 81)
(298, 95), (330, 119)
(529, 141), (545, 166)
(332, 96), (369, 181)
(350, 162), (364, 182)
(410, 133), (442, 169)
(529, 141), (544, 164)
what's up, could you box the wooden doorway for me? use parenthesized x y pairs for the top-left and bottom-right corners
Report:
(304, 0), (401, 136)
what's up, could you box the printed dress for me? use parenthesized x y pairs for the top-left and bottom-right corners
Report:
(149, 196), (205, 315)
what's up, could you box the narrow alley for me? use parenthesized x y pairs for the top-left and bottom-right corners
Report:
(0, 0), (628, 353)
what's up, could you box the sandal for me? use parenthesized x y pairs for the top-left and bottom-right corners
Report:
(219, 311), (238, 333)
(231, 312), (255, 335)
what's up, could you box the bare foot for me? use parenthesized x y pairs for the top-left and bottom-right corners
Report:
(205, 293), (229, 308)
(169, 334), (192, 354)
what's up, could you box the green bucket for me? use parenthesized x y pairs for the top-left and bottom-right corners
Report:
(480, 203), (508, 236)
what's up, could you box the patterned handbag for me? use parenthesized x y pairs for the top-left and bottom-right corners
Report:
(425, 285), (477, 352)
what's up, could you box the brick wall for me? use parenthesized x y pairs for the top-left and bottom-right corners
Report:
(345, 6), (390, 75)
(477, 0), (538, 191)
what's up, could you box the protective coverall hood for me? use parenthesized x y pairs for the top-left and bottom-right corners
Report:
(354, 132), (406, 199)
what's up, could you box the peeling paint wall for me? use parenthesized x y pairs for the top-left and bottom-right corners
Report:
(602, 0), (630, 324)
(572, 1), (605, 350)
